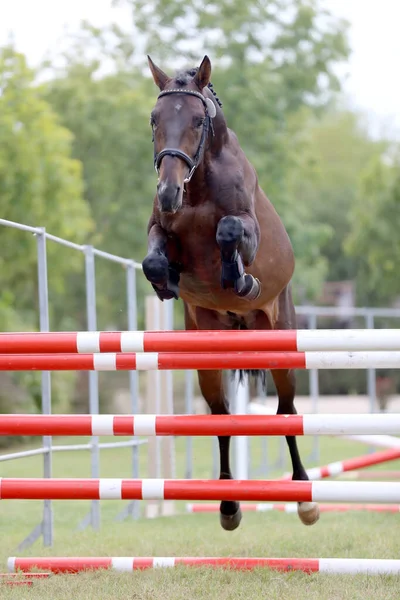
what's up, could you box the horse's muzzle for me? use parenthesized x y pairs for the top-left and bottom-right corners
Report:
(157, 181), (182, 213)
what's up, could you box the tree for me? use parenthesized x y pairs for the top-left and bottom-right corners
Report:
(0, 46), (92, 416)
(0, 46), (92, 330)
(345, 155), (400, 305)
(114, 0), (349, 106)
(286, 109), (387, 287)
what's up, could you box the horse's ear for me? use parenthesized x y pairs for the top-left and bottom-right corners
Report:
(147, 55), (170, 90)
(194, 55), (211, 90)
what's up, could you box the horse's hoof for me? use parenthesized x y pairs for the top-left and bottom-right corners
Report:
(220, 508), (242, 531)
(297, 502), (320, 526)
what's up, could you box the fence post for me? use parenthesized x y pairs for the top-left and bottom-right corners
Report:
(77, 245), (100, 531)
(116, 261), (141, 521)
(308, 312), (320, 462)
(184, 370), (194, 479)
(145, 296), (162, 518)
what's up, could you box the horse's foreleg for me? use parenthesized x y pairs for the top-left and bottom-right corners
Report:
(216, 213), (261, 300)
(142, 223), (180, 301)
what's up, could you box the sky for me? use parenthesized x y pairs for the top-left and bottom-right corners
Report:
(0, 0), (399, 137)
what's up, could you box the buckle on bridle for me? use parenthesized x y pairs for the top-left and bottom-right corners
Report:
(183, 164), (197, 184)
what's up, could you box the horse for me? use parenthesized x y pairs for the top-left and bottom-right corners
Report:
(142, 54), (320, 531)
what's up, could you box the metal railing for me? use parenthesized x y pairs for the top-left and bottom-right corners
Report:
(0, 218), (143, 549)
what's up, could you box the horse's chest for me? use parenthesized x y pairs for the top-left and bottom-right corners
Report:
(161, 208), (220, 274)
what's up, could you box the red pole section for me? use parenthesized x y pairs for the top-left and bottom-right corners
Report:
(0, 352), (307, 371)
(8, 557), (112, 574)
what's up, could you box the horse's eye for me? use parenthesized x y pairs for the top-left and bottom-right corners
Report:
(194, 117), (205, 128)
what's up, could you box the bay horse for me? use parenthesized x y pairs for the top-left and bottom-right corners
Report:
(142, 55), (320, 530)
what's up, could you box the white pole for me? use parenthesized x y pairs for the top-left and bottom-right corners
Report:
(234, 371), (249, 480)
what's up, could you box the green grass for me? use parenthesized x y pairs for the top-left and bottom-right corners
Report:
(1, 435), (400, 598)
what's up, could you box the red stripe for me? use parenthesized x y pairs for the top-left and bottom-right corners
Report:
(115, 354), (137, 370)
(163, 480), (312, 502)
(154, 415), (304, 436)
(0, 354), (95, 370)
(99, 332), (122, 352)
(12, 558), (112, 574)
(320, 466), (330, 478)
(0, 415), (93, 436)
(121, 480), (143, 499)
(133, 558), (156, 570)
(157, 352), (307, 370)
(0, 479), (100, 500)
(341, 449), (400, 472)
(0, 333), (78, 353)
(144, 330), (299, 352)
(113, 416), (135, 435)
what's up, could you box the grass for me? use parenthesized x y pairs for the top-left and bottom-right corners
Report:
(1, 435), (400, 598)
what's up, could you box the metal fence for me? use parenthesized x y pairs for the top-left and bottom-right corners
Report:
(0, 218), (145, 549)
(1, 217), (400, 549)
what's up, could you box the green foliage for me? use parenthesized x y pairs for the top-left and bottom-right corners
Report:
(345, 156), (400, 305)
(0, 46), (93, 330)
(287, 110), (387, 288)
(117, 0), (349, 106)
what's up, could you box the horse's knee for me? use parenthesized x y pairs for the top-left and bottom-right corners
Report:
(216, 216), (244, 258)
(142, 252), (169, 284)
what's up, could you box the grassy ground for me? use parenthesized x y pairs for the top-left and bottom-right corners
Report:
(1, 435), (400, 598)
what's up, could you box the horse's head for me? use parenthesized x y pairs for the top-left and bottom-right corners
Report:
(148, 55), (218, 214)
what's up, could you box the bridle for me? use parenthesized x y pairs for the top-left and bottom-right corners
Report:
(152, 89), (216, 184)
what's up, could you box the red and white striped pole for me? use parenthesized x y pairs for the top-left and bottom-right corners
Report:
(1, 413), (400, 437)
(281, 447), (400, 481)
(0, 351), (400, 371)
(7, 556), (400, 575)
(1, 478), (400, 502)
(1, 329), (400, 353)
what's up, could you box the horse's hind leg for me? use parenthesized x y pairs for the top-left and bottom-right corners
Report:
(270, 286), (320, 526)
(184, 303), (242, 531)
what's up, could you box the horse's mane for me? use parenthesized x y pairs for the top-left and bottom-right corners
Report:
(174, 68), (223, 108)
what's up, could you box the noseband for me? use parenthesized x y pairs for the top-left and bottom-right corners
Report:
(153, 89), (215, 184)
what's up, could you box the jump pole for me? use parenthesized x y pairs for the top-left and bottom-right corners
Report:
(1, 351), (400, 370)
(1, 478), (400, 502)
(1, 413), (400, 436)
(7, 556), (400, 575)
(1, 329), (400, 353)
(281, 447), (400, 481)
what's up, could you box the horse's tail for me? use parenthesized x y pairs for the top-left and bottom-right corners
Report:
(233, 369), (267, 394)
